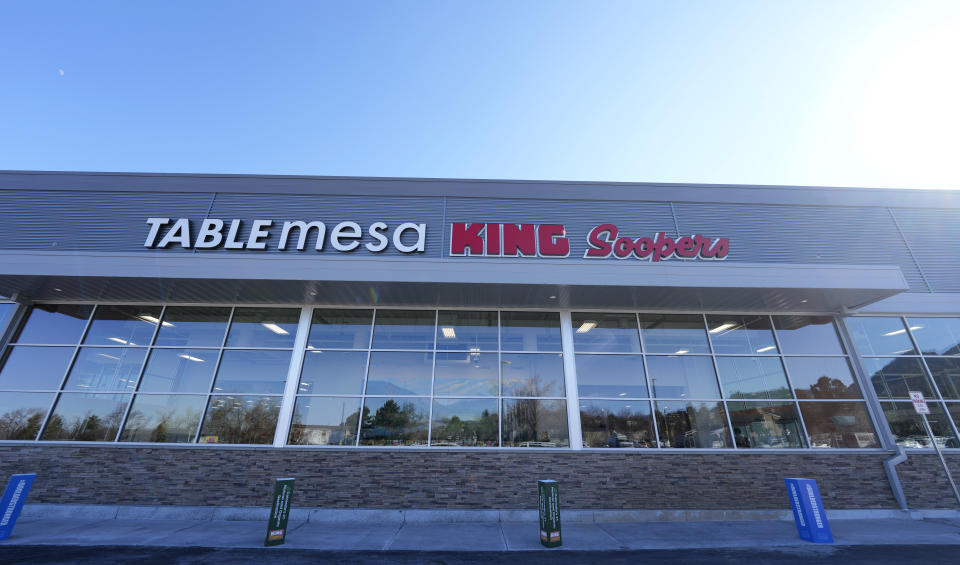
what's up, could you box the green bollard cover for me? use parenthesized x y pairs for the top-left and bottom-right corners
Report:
(538, 480), (562, 548)
(264, 477), (295, 547)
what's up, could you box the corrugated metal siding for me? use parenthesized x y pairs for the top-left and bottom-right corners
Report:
(674, 202), (929, 292)
(0, 190), (212, 253)
(207, 193), (444, 257)
(891, 208), (960, 293)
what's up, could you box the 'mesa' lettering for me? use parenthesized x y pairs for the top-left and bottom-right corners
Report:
(584, 224), (728, 261)
(144, 218), (426, 253)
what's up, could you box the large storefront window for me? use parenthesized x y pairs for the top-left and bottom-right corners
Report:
(572, 312), (879, 449)
(0, 304), (294, 444)
(850, 316), (960, 449)
(287, 308), (569, 448)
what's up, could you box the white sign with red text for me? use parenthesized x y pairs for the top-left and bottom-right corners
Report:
(910, 391), (930, 414)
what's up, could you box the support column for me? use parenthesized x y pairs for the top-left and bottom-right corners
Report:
(273, 307), (313, 447)
(559, 311), (583, 450)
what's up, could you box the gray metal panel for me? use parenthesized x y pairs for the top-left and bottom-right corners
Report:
(2, 170), (959, 209)
(207, 192), (444, 257)
(857, 292), (960, 315)
(0, 189), (212, 252)
(675, 202), (929, 292)
(890, 207), (960, 293)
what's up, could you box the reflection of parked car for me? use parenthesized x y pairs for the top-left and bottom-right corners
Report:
(519, 441), (558, 447)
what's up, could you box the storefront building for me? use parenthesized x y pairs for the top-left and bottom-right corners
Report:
(0, 170), (958, 511)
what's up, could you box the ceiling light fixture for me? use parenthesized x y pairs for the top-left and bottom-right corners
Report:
(576, 321), (598, 334)
(177, 354), (206, 363)
(107, 337), (129, 345)
(441, 327), (457, 339)
(756, 346), (776, 353)
(709, 323), (736, 334)
(261, 323), (289, 335)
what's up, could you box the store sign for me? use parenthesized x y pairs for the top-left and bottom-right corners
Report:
(143, 218), (729, 261)
(264, 477), (295, 547)
(450, 222), (728, 261)
(144, 218), (426, 253)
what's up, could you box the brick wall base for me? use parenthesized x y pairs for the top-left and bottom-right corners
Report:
(9, 446), (955, 510)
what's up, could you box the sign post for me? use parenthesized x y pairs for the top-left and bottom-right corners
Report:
(909, 391), (960, 506)
(264, 477), (295, 547)
(538, 480), (562, 548)
(784, 478), (833, 543)
(0, 473), (36, 541)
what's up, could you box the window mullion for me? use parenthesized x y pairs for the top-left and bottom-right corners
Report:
(273, 306), (314, 447)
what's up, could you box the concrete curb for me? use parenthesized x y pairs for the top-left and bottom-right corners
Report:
(20, 504), (958, 523)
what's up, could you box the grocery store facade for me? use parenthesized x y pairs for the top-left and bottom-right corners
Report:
(0, 170), (959, 511)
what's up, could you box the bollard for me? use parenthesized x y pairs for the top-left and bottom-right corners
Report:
(538, 480), (562, 548)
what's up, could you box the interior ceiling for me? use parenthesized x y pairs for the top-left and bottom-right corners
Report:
(0, 275), (902, 313)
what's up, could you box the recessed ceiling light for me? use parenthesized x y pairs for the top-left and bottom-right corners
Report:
(709, 323), (735, 334)
(261, 323), (289, 335)
(576, 321), (597, 334)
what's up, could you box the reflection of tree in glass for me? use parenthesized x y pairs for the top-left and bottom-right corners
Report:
(360, 400), (427, 445)
(580, 406), (653, 448)
(808, 376), (857, 399)
(203, 397), (279, 444)
(288, 405), (362, 446)
(503, 399), (567, 446)
(0, 408), (45, 440)
(122, 406), (202, 443)
(432, 410), (498, 446)
(43, 404), (126, 441)
(657, 404), (727, 448)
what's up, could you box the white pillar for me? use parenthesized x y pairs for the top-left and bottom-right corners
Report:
(559, 310), (583, 449)
(273, 307), (313, 447)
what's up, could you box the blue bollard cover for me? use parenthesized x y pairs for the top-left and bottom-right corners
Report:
(784, 477), (833, 543)
(0, 473), (36, 541)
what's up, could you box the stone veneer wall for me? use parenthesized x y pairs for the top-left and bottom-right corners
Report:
(5, 446), (946, 510)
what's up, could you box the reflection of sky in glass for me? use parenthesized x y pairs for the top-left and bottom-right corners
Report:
(784, 357), (859, 399)
(906, 317), (960, 356)
(0, 303), (16, 333)
(436, 311), (498, 351)
(575, 354), (646, 398)
(500, 312), (562, 352)
(848, 317), (916, 356)
(571, 313), (641, 353)
(432, 397), (498, 422)
(226, 308), (299, 348)
(715, 356), (789, 399)
(83, 305), (162, 346)
(64, 347), (148, 391)
(433, 352), (498, 396)
(646, 355), (719, 398)
(299, 350), (367, 395)
(289, 396), (361, 445)
(706, 315), (777, 355)
(16, 304), (93, 344)
(213, 350), (292, 394)
(371, 310), (436, 350)
(772, 316), (844, 355)
(0, 346), (75, 390)
(138, 348), (218, 393)
(154, 306), (231, 347)
(308, 309), (373, 349)
(366, 351), (433, 395)
(639, 314), (710, 354)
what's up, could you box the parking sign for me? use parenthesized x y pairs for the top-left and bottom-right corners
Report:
(909, 391), (930, 414)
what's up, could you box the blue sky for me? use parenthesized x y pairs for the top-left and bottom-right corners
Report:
(1, 1), (957, 189)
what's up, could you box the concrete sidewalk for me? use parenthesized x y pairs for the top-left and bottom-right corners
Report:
(4, 513), (960, 551)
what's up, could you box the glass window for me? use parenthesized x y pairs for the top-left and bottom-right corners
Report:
(225, 308), (299, 348)
(799, 401), (879, 448)
(430, 398), (499, 447)
(119, 394), (205, 443)
(927, 358), (960, 400)
(571, 313), (641, 353)
(502, 398), (568, 447)
(0, 346), (75, 390)
(371, 310), (435, 350)
(433, 352), (498, 397)
(947, 403), (960, 439)
(137, 349), (218, 393)
(772, 316), (844, 355)
(365, 352), (433, 395)
(500, 312), (562, 352)
(308, 309), (373, 349)
(299, 350), (367, 395)
(198, 395), (282, 444)
(436, 311), (498, 351)
(15, 304), (93, 344)
(646, 355), (720, 398)
(639, 314), (710, 354)
(501, 353), (565, 397)
(82, 305), (162, 346)
(288, 396), (362, 446)
(0, 303), (16, 333)
(358, 397), (429, 446)
(847, 317), (917, 356)
(706, 315), (778, 355)
(0, 392), (54, 440)
(63, 348), (147, 392)
(881, 401), (958, 449)
(579, 399), (654, 448)
(862, 357), (934, 399)
(655, 400), (730, 448)
(40, 393), (130, 441)
(211, 350), (292, 394)
(785, 357), (861, 399)
(715, 357), (790, 400)
(908, 317), (960, 356)
(727, 401), (805, 448)
(575, 355), (647, 398)
(154, 306), (231, 347)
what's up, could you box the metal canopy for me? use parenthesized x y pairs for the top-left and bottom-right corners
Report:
(0, 251), (908, 312)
